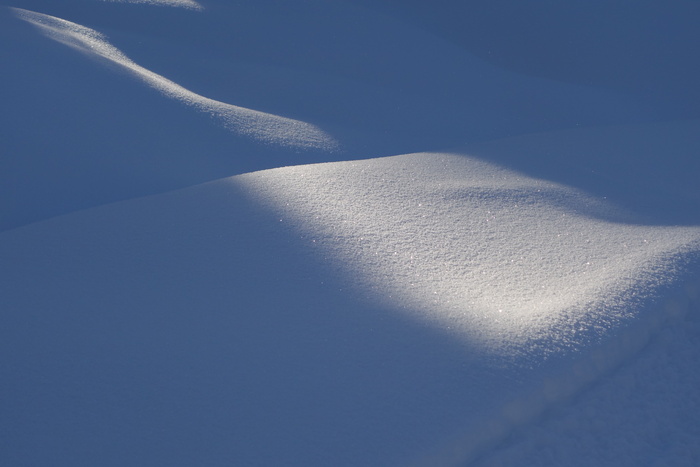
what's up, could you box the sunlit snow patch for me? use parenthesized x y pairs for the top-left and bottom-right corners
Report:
(12, 8), (338, 151)
(96, 0), (203, 10)
(236, 152), (700, 361)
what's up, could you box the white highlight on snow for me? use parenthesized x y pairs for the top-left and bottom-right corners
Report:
(237, 152), (700, 359)
(12, 8), (338, 151)
(97, 0), (203, 10)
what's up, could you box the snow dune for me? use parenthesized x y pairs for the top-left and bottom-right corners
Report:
(0, 0), (661, 231)
(237, 152), (700, 359)
(2, 127), (699, 465)
(12, 7), (338, 151)
(2, 0), (700, 466)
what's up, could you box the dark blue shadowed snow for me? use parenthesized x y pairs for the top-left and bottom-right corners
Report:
(0, 178), (549, 467)
(350, 0), (700, 122)
(1, 155), (699, 466)
(0, 0), (669, 231)
(1, 1), (700, 466)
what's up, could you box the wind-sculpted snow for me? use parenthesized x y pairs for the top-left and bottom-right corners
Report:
(1, 149), (698, 466)
(97, 0), (203, 9)
(237, 152), (700, 361)
(0, 0), (664, 230)
(11, 8), (338, 151)
(2, 1), (700, 466)
(233, 151), (700, 464)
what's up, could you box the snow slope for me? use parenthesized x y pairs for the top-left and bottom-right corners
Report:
(1, 1), (700, 466)
(2, 125), (700, 466)
(472, 305), (700, 466)
(1, 0), (656, 231)
(13, 7), (338, 151)
(238, 151), (700, 358)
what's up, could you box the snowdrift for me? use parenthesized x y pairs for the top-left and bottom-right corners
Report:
(2, 0), (699, 466)
(2, 137), (699, 465)
(1, 0), (654, 231)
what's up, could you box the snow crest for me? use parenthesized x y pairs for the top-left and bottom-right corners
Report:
(236, 152), (700, 360)
(96, 0), (204, 10)
(234, 151), (700, 463)
(11, 8), (338, 151)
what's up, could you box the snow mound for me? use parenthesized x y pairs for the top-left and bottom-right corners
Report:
(1, 0), (663, 231)
(2, 1), (700, 465)
(3, 144), (697, 466)
(231, 150), (700, 464)
(12, 7), (338, 151)
(237, 152), (700, 360)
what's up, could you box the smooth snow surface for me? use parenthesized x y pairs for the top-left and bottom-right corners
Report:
(472, 308), (700, 467)
(97, 0), (202, 9)
(2, 0), (700, 466)
(2, 136), (699, 466)
(0, 0), (662, 230)
(12, 8), (337, 151)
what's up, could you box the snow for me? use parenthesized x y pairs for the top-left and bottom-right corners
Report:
(13, 7), (338, 150)
(97, 0), (203, 10)
(1, 1), (699, 466)
(237, 151), (700, 358)
(472, 312), (700, 467)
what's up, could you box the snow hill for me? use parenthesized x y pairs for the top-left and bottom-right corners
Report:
(1, 1), (699, 466)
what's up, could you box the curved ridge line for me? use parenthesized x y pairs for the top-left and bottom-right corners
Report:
(12, 7), (339, 151)
(98, 0), (204, 10)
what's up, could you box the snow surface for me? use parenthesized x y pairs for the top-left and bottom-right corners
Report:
(0, 0), (658, 230)
(1, 1), (700, 466)
(97, 0), (203, 10)
(13, 7), (338, 150)
(237, 151), (700, 357)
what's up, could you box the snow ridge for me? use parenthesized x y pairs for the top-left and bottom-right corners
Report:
(11, 7), (338, 151)
(3, 2), (700, 466)
(233, 151), (700, 464)
(237, 152), (700, 359)
(97, 0), (203, 10)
